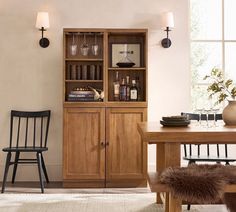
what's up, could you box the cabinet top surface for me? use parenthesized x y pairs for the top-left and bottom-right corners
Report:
(63, 28), (148, 33)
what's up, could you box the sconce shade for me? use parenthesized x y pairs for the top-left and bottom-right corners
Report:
(36, 12), (50, 29)
(161, 12), (174, 29)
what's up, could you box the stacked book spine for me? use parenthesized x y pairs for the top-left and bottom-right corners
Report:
(67, 91), (94, 102)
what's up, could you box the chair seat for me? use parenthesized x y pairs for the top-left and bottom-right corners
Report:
(183, 155), (236, 162)
(2, 147), (48, 152)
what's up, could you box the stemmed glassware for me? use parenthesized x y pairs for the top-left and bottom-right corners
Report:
(70, 33), (78, 56)
(203, 108), (211, 128)
(80, 34), (89, 56)
(194, 108), (204, 126)
(211, 108), (220, 127)
(91, 33), (99, 56)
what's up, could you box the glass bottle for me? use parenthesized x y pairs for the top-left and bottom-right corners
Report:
(130, 79), (138, 101)
(113, 71), (120, 101)
(119, 78), (127, 101)
(135, 76), (141, 101)
(126, 75), (130, 101)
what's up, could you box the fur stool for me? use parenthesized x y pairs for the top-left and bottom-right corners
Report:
(160, 164), (236, 211)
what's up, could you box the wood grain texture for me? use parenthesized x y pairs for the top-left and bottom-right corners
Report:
(138, 122), (236, 212)
(106, 108), (147, 185)
(138, 122), (236, 144)
(63, 29), (148, 188)
(63, 108), (105, 181)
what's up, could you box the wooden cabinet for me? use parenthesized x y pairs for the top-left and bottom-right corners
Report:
(63, 28), (148, 188)
(106, 108), (147, 187)
(63, 108), (105, 187)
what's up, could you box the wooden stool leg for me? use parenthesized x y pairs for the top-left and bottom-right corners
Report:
(169, 193), (182, 212)
(1, 152), (12, 193)
(36, 152), (44, 193)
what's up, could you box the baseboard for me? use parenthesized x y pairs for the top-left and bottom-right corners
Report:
(0, 164), (62, 181)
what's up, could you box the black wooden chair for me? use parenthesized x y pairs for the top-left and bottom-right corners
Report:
(1, 110), (51, 193)
(181, 112), (236, 165)
(181, 112), (236, 210)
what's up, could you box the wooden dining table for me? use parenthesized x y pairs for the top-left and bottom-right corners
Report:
(137, 121), (236, 212)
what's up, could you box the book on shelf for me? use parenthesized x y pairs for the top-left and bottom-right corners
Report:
(68, 94), (94, 98)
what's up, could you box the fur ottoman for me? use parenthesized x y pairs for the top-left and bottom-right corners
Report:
(160, 164), (236, 211)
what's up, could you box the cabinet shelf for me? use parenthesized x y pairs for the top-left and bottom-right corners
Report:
(108, 67), (146, 71)
(65, 80), (103, 83)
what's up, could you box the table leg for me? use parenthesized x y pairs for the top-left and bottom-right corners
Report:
(165, 142), (181, 212)
(156, 143), (166, 204)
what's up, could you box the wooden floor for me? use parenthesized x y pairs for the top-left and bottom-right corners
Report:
(0, 182), (228, 211)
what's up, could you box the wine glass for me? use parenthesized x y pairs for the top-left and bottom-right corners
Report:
(91, 33), (99, 56)
(211, 108), (220, 127)
(70, 33), (77, 56)
(80, 34), (89, 56)
(205, 109), (211, 127)
(194, 108), (204, 126)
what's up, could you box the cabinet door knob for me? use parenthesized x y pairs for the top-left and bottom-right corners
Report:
(101, 142), (106, 147)
(106, 142), (109, 146)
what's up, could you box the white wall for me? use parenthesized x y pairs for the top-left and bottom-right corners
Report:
(0, 0), (190, 181)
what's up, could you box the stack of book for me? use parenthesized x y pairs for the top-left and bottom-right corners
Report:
(68, 90), (95, 102)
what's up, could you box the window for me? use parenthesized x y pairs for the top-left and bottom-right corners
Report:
(191, 0), (236, 109)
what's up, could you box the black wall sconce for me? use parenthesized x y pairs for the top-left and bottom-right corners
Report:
(36, 12), (50, 48)
(161, 12), (174, 48)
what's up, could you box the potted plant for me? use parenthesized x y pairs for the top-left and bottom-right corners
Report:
(204, 68), (236, 125)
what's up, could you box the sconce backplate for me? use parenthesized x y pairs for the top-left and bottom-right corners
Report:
(161, 38), (172, 48)
(39, 38), (50, 48)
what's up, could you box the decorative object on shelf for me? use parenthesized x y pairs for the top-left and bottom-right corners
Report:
(76, 65), (81, 80)
(88, 86), (104, 100)
(161, 12), (174, 48)
(35, 12), (50, 48)
(204, 68), (236, 125)
(90, 65), (96, 80)
(96, 65), (101, 80)
(91, 33), (99, 56)
(70, 33), (78, 56)
(82, 65), (88, 80)
(70, 65), (77, 80)
(80, 34), (89, 56)
(111, 44), (140, 67)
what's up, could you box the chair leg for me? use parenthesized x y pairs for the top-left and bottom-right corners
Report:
(187, 204), (191, 210)
(41, 154), (49, 183)
(11, 152), (20, 184)
(1, 152), (12, 193)
(36, 152), (44, 193)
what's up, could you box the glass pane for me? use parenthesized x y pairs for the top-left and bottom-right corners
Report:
(191, 85), (224, 110)
(191, 42), (222, 84)
(191, 0), (222, 40)
(225, 0), (236, 40)
(225, 43), (236, 82)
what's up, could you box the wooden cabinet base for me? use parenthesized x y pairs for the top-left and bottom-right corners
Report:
(63, 179), (147, 188)
(106, 179), (147, 188)
(63, 180), (105, 188)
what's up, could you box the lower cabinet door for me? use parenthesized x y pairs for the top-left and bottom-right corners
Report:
(63, 107), (105, 187)
(105, 107), (147, 187)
